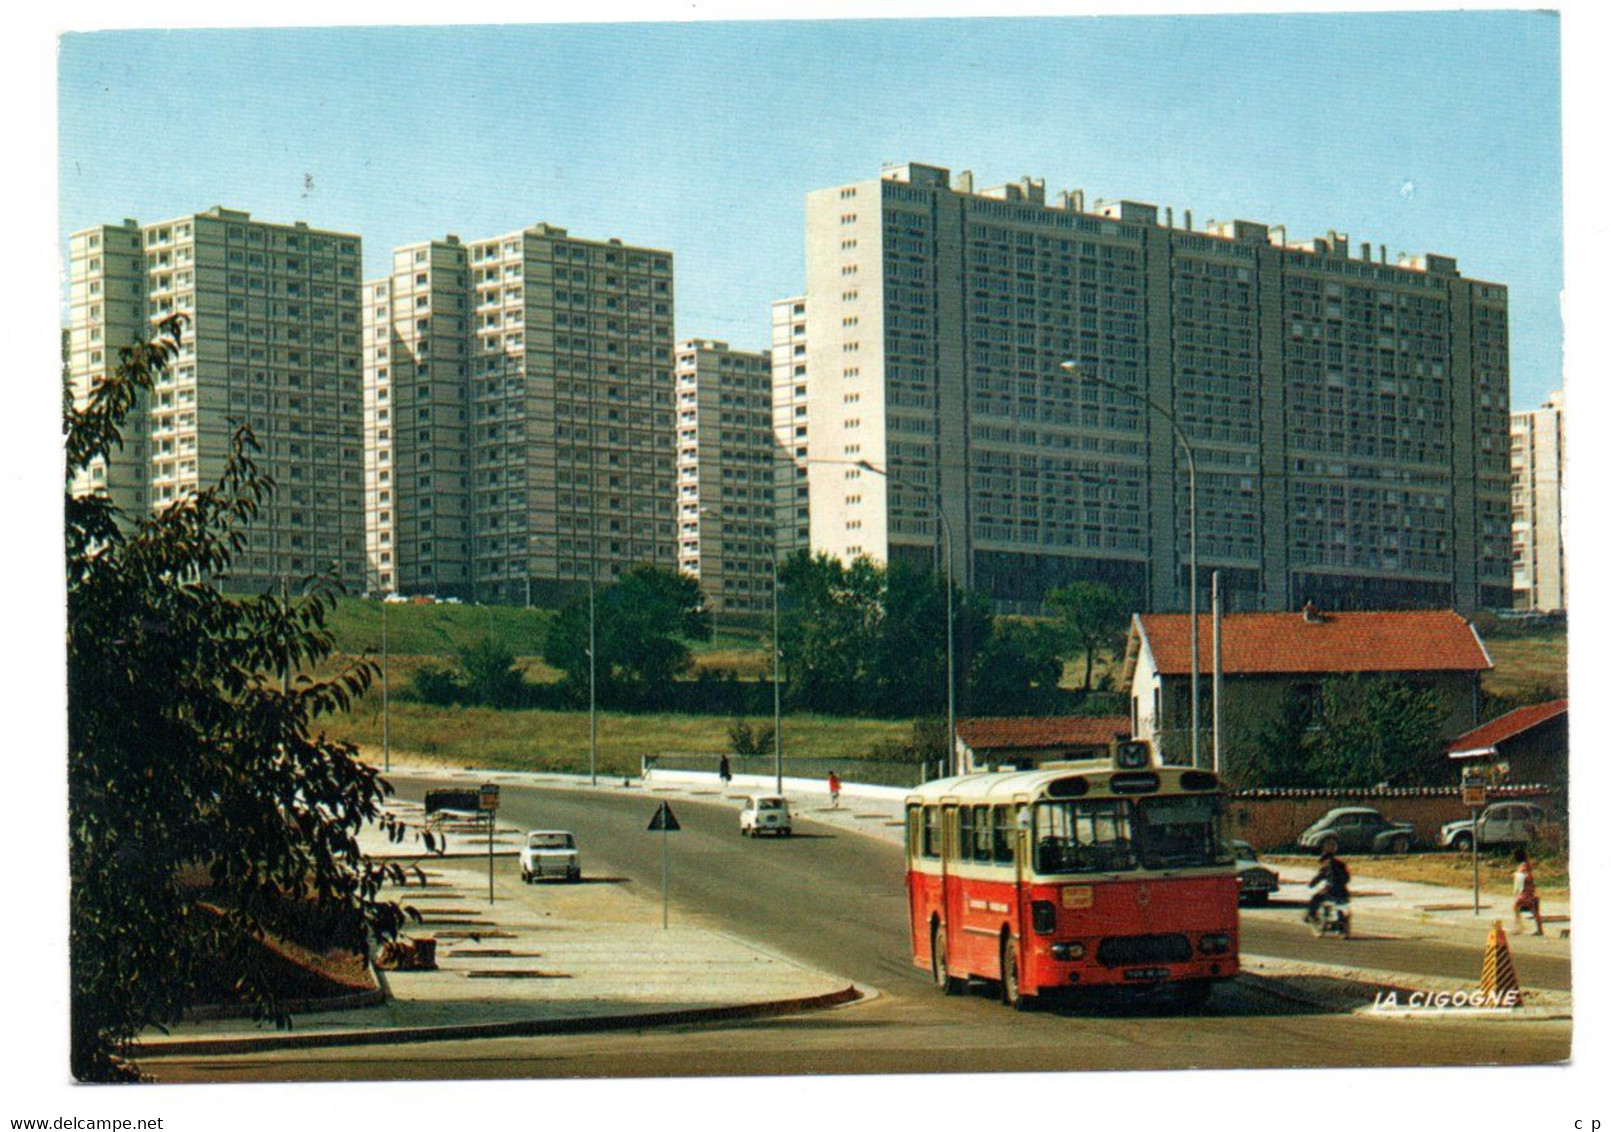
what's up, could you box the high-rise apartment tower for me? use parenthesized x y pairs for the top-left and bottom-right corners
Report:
(364, 223), (677, 603)
(67, 208), (366, 593)
(1510, 391), (1565, 611)
(771, 297), (811, 556)
(675, 339), (776, 615)
(804, 163), (1512, 613)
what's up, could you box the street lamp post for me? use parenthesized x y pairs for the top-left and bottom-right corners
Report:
(533, 533), (597, 786)
(852, 460), (956, 779)
(771, 552), (783, 795)
(381, 592), (390, 774)
(1060, 361), (1201, 770)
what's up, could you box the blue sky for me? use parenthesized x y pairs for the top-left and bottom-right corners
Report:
(58, 12), (1563, 407)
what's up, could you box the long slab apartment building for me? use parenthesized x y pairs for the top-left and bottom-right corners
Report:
(67, 208), (366, 593)
(802, 162), (1513, 613)
(364, 224), (677, 603)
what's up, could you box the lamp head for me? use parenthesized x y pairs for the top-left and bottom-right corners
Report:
(1059, 360), (1081, 375)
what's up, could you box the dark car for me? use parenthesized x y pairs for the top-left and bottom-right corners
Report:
(1297, 806), (1414, 855)
(1233, 840), (1280, 905)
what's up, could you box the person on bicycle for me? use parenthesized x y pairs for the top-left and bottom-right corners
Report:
(1305, 849), (1351, 922)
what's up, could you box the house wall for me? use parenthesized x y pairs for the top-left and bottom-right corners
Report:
(1142, 669), (1482, 777)
(1228, 788), (1559, 850)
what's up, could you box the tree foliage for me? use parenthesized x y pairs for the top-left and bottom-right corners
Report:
(66, 316), (410, 1081)
(1238, 676), (1447, 788)
(1046, 580), (1129, 691)
(543, 564), (711, 707)
(776, 551), (1065, 718)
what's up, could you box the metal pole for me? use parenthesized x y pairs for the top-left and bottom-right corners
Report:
(1186, 444), (1199, 770)
(772, 553), (783, 795)
(381, 594), (390, 775)
(662, 821), (670, 931)
(588, 573), (597, 787)
(937, 504), (955, 779)
(487, 811), (495, 905)
(1058, 362), (1199, 768)
(1211, 569), (1221, 777)
(1472, 804), (1481, 915)
(281, 574), (291, 696)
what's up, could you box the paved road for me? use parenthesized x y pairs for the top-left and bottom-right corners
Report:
(147, 776), (1570, 1082)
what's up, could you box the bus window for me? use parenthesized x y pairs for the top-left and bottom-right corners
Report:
(1134, 795), (1233, 869)
(973, 805), (993, 863)
(992, 805), (1016, 864)
(906, 804), (921, 859)
(1034, 799), (1136, 874)
(958, 806), (974, 862)
(922, 806), (942, 859)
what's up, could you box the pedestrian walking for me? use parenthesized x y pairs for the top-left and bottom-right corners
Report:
(719, 754), (733, 787)
(1513, 849), (1544, 935)
(827, 770), (842, 809)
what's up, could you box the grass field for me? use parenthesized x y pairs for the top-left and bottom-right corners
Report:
(1265, 852), (1569, 893)
(1481, 624), (1568, 699)
(327, 598), (554, 658)
(326, 699), (912, 776)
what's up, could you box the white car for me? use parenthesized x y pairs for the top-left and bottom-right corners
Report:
(739, 795), (793, 838)
(519, 830), (581, 882)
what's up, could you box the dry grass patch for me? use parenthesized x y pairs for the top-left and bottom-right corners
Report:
(1264, 851), (1569, 894)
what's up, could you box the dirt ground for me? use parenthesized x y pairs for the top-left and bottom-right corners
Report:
(1265, 851), (1570, 893)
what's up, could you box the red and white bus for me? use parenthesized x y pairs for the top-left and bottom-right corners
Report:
(905, 747), (1238, 1009)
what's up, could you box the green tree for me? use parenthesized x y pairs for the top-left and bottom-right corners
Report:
(544, 564), (710, 707)
(776, 551), (884, 713)
(1236, 687), (1316, 788)
(66, 317), (409, 1081)
(1304, 676), (1447, 787)
(1046, 580), (1130, 691)
(969, 618), (1066, 715)
(457, 639), (526, 707)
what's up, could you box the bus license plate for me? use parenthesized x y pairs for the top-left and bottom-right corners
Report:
(1124, 967), (1171, 981)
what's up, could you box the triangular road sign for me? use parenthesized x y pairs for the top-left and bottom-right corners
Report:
(647, 801), (681, 832)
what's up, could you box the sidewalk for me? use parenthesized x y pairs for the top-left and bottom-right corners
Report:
(135, 793), (857, 1058)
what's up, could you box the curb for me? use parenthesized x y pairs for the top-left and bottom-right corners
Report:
(1239, 954), (1572, 1023)
(134, 983), (864, 1058)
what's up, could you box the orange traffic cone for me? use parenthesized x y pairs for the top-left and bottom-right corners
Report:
(1479, 920), (1523, 1006)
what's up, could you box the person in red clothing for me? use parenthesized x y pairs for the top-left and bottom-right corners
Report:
(827, 770), (842, 808)
(1513, 849), (1545, 935)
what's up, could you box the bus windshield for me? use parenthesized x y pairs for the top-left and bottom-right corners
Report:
(1033, 795), (1232, 874)
(1134, 796), (1233, 869)
(1033, 799), (1136, 875)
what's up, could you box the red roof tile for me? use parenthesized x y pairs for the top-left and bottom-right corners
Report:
(956, 716), (1130, 751)
(1136, 610), (1492, 677)
(1447, 699), (1567, 755)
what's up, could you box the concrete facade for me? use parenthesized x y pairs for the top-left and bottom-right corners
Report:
(803, 162), (1512, 614)
(1510, 391), (1565, 611)
(771, 297), (811, 557)
(675, 339), (776, 615)
(68, 208), (366, 593)
(365, 224), (677, 604)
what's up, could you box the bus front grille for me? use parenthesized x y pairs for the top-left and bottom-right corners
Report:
(1095, 934), (1193, 967)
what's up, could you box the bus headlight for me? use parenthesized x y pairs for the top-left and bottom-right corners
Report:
(1050, 941), (1086, 961)
(1197, 933), (1232, 956)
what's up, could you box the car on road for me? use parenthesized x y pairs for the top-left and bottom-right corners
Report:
(1297, 806), (1414, 855)
(739, 795), (793, 837)
(1440, 802), (1547, 852)
(520, 830), (581, 882)
(1233, 840), (1280, 905)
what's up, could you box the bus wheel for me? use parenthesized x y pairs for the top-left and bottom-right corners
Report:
(932, 924), (962, 996)
(1001, 936), (1034, 1011)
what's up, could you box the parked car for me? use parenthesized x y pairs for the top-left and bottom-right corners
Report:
(1440, 802), (1547, 852)
(1233, 840), (1280, 905)
(1297, 807), (1414, 855)
(739, 795), (793, 837)
(519, 830), (581, 882)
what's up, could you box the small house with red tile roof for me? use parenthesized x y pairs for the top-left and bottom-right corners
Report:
(954, 716), (1131, 773)
(1122, 605), (1492, 774)
(1447, 699), (1567, 788)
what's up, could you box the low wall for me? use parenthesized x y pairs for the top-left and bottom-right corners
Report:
(1226, 786), (1558, 851)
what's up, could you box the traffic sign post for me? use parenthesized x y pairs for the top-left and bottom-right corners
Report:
(479, 784), (501, 905)
(647, 802), (681, 930)
(1461, 772), (1487, 915)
